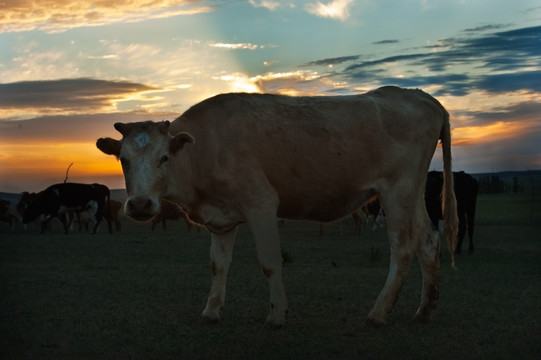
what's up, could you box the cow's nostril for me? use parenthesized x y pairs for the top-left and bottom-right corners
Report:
(143, 199), (152, 210)
(126, 197), (156, 221)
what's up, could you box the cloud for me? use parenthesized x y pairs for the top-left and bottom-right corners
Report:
(372, 39), (401, 45)
(315, 25), (541, 97)
(476, 71), (541, 93)
(425, 25), (541, 73)
(462, 24), (511, 33)
(305, 0), (354, 21)
(453, 100), (541, 127)
(302, 55), (360, 67)
(0, 78), (161, 119)
(209, 42), (263, 50)
(249, 0), (292, 11)
(0, 111), (177, 144)
(375, 74), (472, 96)
(344, 53), (429, 72)
(249, 70), (353, 96)
(0, 0), (218, 33)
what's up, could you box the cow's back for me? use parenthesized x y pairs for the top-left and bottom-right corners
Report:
(46, 183), (94, 206)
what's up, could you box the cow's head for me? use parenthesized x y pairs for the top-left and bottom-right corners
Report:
(96, 120), (194, 221)
(21, 191), (44, 224)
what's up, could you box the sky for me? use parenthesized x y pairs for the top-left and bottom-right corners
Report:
(0, 0), (540, 193)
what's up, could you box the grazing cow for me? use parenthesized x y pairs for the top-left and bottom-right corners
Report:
(425, 171), (479, 254)
(22, 183), (113, 234)
(72, 200), (99, 232)
(17, 192), (36, 217)
(76, 199), (122, 232)
(1, 199), (22, 229)
(97, 86), (458, 326)
(17, 192), (40, 231)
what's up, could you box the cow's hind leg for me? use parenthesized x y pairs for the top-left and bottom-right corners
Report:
(367, 197), (426, 326)
(367, 230), (415, 326)
(202, 228), (237, 323)
(414, 228), (440, 322)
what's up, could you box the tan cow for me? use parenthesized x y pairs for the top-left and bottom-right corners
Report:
(97, 86), (458, 327)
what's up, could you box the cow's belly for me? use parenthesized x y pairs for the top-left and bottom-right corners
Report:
(58, 204), (91, 214)
(276, 188), (376, 223)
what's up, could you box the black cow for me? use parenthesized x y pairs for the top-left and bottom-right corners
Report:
(22, 183), (113, 234)
(425, 171), (479, 254)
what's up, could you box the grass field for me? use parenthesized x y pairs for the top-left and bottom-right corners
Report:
(1, 193), (540, 359)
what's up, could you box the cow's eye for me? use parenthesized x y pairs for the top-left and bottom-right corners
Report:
(159, 154), (169, 167)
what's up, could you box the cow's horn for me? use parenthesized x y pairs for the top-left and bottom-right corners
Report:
(114, 122), (128, 135)
(159, 120), (171, 134)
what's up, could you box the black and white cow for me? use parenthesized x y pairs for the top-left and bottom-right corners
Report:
(22, 183), (113, 234)
(425, 171), (479, 254)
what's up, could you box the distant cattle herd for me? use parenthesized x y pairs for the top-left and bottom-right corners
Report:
(0, 182), (196, 235)
(1, 172), (478, 255)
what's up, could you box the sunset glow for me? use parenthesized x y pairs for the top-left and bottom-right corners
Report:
(1, 1), (540, 193)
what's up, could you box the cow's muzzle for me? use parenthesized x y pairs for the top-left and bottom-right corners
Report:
(125, 196), (159, 221)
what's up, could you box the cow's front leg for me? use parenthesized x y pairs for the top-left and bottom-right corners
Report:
(247, 211), (288, 327)
(40, 215), (53, 234)
(62, 212), (75, 234)
(202, 228), (237, 323)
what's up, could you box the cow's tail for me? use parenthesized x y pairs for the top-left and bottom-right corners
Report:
(439, 105), (459, 268)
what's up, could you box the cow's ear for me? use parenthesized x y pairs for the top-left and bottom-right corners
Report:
(96, 138), (121, 157)
(114, 122), (128, 135)
(170, 132), (195, 154)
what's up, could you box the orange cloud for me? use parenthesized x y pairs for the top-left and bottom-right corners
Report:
(0, 0), (215, 33)
(451, 121), (534, 146)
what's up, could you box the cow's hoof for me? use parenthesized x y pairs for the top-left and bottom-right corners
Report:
(264, 320), (284, 329)
(365, 316), (387, 327)
(411, 312), (431, 324)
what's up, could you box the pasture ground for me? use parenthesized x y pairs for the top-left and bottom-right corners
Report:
(1, 194), (540, 359)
